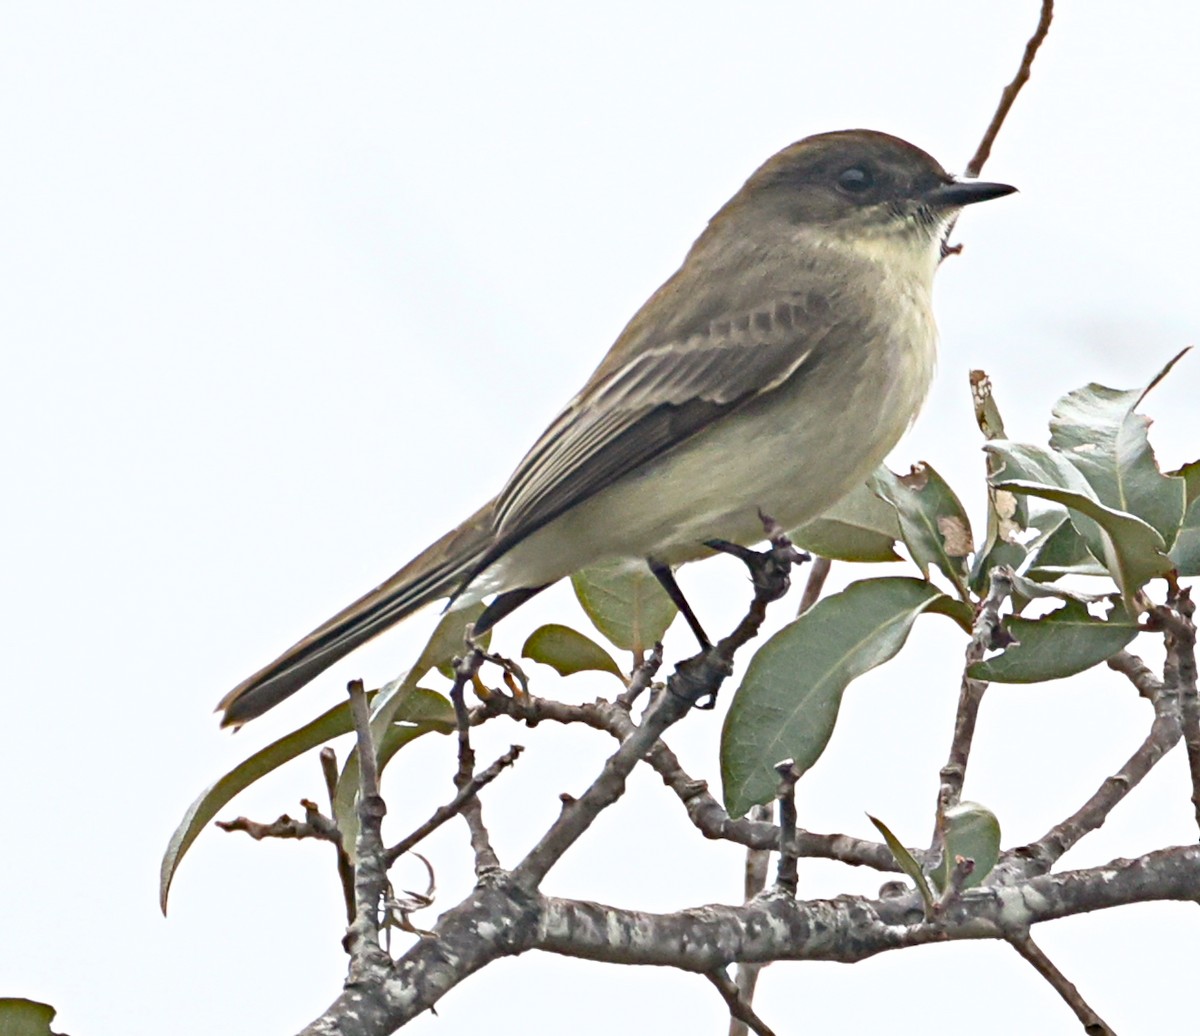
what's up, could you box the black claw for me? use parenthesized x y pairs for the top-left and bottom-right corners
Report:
(709, 520), (809, 604)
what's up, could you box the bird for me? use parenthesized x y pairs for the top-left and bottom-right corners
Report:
(217, 129), (1015, 728)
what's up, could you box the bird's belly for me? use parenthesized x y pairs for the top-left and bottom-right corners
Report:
(481, 323), (934, 594)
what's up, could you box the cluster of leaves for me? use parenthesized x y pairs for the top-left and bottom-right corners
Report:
(161, 353), (1198, 912)
(722, 351), (1198, 824)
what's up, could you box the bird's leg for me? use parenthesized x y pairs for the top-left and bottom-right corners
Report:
(648, 559), (712, 650)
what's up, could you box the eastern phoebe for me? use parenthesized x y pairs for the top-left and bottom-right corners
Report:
(218, 129), (1014, 727)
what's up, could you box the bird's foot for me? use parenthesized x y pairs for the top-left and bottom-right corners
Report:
(705, 511), (809, 604)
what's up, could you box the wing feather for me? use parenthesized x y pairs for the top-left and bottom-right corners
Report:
(491, 299), (836, 546)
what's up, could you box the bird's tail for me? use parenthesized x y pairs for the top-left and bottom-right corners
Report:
(217, 505), (494, 728)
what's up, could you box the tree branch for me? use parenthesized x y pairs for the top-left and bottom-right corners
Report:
(932, 566), (1013, 847)
(383, 745), (524, 868)
(1024, 654), (1180, 868)
(301, 844), (1200, 1034)
(1009, 935), (1116, 1035)
(707, 967), (778, 1036)
(964, 0), (1054, 177)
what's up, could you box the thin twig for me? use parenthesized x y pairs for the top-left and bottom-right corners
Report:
(616, 643), (664, 709)
(941, 0), (1054, 259)
(476, 687), (910, 871)
(1158, 589), (1200, 832)
(1108, 650), (1165, 700)
(449, 650), (502, 875)
(513, 521), (801, 889)
(773, 761), (801, 896)
(729, 803), (772, 1036)
(344, 678), (391, 974)
(215, 799), (339, 843)
(321, 746), (356, 924)
(383, 746), (524, 867)
(1028, 655), (1180, 867)
(706, 968), (778, 1036)
(932, 566), (1013, 848)
(796, 556), (831, 616)
(1009, 935), (1116, 1035)
(965, 0), (1055, 177)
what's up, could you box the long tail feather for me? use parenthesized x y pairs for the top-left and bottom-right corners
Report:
(217, 505), (494, 728)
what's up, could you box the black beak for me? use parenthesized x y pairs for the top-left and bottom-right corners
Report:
(925, 179), (1017, 208)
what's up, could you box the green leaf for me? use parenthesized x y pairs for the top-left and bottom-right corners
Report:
(1024, 511), (1106, 580)
(429, 602), (490, 678)
(1171, 459), (1200, 508)
(571, 561), (677, 654)
(968, 600), (1138, 683)
(720, 577), (964, 817)
(0, 999), (62, 1036)
(867, 815), (933, 914)
(986, 441), (1172, 604)
(1005, 570), (1110, 606)
(871, 464), (973, 599)
(931, 801), (1002, 892)
(1048, 352), (1188, 545)
(376, 694), (457, 770)
(1169, 460), (1200, 576)
(161, 697), (359, 913)
(790, 476), (901, 562)
(1002, 482), (1169, 603)
(522, 623), (623, 680)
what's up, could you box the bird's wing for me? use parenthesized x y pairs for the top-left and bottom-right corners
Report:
(488, 296), (852, 555)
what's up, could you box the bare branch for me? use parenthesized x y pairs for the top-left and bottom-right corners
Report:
(773, 761), (801, 896)
(965, 0), (1055, 177)
(1157, 588), (1200, 832)
(1108, 650), (1165, 699)
(478, 685), (909, 871)
(796, 555), (832, 616)
(512, 526), (802, 889)
(383, 745), (524, 868)
(448, 649), (502, 875)
(941, 0), (1054, 259)
(344, 678), (392, 980)
(932, 566), (1013, 847)
(729, 803), (773, 1036)
(707, 967), (778, 1036)
(616, 642), (664, 709)
(215, 799), (339, 843)
(1029, 662), (1180, 867)
(1009, 936), (1116, 1035)
(320, 746), (356, 924)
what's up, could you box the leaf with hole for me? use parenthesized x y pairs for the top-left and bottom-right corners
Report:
(986, 440), (1171, 605)
(1048, 351), (1188, 546)
(871, 464), (973, 599)
(970, 371), (1030, 592)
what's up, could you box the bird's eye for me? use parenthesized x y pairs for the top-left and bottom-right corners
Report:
(836, 165), (874, 193)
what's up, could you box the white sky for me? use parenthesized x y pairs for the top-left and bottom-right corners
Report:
(4, 3), (1199, 1034)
